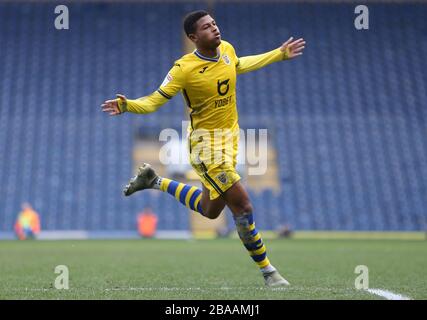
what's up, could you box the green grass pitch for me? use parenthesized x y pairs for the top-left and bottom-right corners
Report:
(0, 238), (426, 299)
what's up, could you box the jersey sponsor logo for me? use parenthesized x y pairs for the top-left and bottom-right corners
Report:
(222, 54), (230, 65)
(217, 79), (230, 96)
(216, 172), (228, 185)
(214, 95), (232, 108)
(161, 73), (173, 87)
(199, 66), (208, 74)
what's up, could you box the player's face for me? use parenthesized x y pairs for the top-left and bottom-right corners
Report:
(192, 15), (221, 49)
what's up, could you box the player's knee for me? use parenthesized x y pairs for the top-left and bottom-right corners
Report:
(233, 201), (253, 216)
(242, 202), (253, 215)
(204, 208), (222, 220)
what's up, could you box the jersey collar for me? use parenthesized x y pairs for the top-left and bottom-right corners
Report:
(194, 47), (220, 62)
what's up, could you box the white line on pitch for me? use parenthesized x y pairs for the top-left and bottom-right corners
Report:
(366, 288), (411, 300)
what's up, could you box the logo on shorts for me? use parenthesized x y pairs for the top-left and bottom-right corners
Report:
(217, 172), (228, 185)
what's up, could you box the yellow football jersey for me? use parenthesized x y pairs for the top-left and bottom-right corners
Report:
(163, 40), (239, 132)
(117, 40), (288, 134)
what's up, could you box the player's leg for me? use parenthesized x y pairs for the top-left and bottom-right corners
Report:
(222, 180), (290, 287)
(199, 184), (226, 219)
(123, 163), (225, 219)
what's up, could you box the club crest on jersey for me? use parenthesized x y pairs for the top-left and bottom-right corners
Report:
(161, 73), (173, 87)
(222, 54), (230, 65)
(216, 172), (228, 185)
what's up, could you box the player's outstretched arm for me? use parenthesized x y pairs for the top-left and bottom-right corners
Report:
(101, 92), (169, 116)
(101, 62), (185, 116)
(236, 36), (305, 75)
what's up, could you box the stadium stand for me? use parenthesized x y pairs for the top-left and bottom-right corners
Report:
(0, 2), (426, 232)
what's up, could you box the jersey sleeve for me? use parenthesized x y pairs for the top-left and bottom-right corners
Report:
(230, 44), (289, 75)
(157, 62), (186, 99)
(118, 62), (186, 114)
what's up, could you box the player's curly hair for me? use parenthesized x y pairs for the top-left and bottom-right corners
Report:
(183, 10), (210, 37)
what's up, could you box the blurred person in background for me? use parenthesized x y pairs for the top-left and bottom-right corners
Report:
(14, 203), (40, 240)
(137, 206), (158, 238)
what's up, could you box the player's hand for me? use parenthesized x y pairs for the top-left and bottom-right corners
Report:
(101, 94), (126, 116)
(280, 37), (305, 59)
